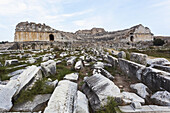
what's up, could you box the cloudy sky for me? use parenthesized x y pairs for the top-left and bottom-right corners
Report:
(0, 0), (170, 41)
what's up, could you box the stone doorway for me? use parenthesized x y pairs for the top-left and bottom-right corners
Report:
(49, 34), (54, 41)
(130, 36), (134, 42)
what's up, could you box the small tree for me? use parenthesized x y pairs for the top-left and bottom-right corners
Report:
(153, 39), (165, 46)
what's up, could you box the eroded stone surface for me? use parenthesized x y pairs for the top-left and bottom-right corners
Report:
(41, 60), (56, 77)
(151, 91), (170, 106)
(74, 91), (89, 113)
(0, 80), (20, 111)
(64, 73), (79, 81)
(82, 74), (121, 111)
(130, 83), (150, 99)
(12, 94), (51, 112)
(44, 80), (77, 113)
(130, 52), (148, 65)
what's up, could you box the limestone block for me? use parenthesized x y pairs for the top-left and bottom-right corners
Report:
(64, 73), (79, 81)
(44, 80), (77, 113)
(82, 74), (121, 111)
(130, 83), (150, 99)
(122, 92), (145, 104)
(93, 67), (114, 80)
(147, 58), (169, 65)
(27, 58), (36, 64)
(5, 59), (18, 66)
(130, 52), (148, 65)
(117, 51), (126, 59)
(41, 60), (56, 77)
(105, 55), (118, 68)
(12, 94), (51, 112)
(74, 91), (89, 113)
(75, 60), (84, 70)
(67, 56), (77, 65)
(0, 62), (3, 67)
(151, 91), (170, 106)
(0, 80), (20, 111)
(15, 65), (42, 95)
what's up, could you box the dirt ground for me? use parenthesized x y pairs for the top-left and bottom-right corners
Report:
(113, 73), (140, 93)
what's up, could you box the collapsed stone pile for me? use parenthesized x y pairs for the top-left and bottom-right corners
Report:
(0, 47), (169, 113)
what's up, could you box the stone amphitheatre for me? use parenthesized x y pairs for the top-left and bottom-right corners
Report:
(0, 21), (170, 113)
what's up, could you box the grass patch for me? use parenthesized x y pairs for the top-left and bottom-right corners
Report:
(104, 66), (116, 76)
(48, 62), (76, 81)
(96, 97), (121, 113)
(15, 79), (54, 104)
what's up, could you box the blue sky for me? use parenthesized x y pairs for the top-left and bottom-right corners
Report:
(0, 0), (170, 42)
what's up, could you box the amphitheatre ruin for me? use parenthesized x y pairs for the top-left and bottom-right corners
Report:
(0, 21), (170, 113)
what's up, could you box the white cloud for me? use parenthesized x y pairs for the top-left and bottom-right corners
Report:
(0, 24), (8, 29)
(73, 16), (104, 29)
(152, 0), (170, 7)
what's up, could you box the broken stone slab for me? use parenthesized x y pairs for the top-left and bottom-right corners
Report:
(130, 52), (148, 65)
(151, 91), (170, 106)
(105, 55), (118, 68)
(118, 58), (145, 80)
(130, 83), (150, 99)
(5, 59), (18, 66)
(15, 65), (42, 95)
(74, 91), (89, 113)
(85, 56), (97, 62)
(12, 94), (51, 112)
(26, 58), (36, 64)
(147, 58), (169, 65)
(0, 62), (3, 67)
(0, 80), (20, 111)
(80, 56), (85, 61)
(64, 73), (79, 81)
(44, 80), (77, 113)
(45, 79), (58, 87)
(82, 74), (121, 111)
(67, 56), (77, 65)
(75, 60), (84, 70)
(59, 52), (68, 57)
(41, 60), (56, 77)
(131, 102), (142, 109)
(93, 67), (114, 80)
(8, 69), (25, 77)
(42, 56), (49, 62)
(122, 92), (145, 104)
(119, 105), (170, 113)
(56, 60), (62, 64)
(152, 64), (170, 73)
(117, 51), (126, 59)
(93, 62), (112, 69)
(93, 62), (105, 68)
(141, 67), (170, 92)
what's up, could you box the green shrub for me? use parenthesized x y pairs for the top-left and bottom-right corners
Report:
(96, 97), (121, 113)
(153, 39), (165, 46)
(15, 79), (54, 104)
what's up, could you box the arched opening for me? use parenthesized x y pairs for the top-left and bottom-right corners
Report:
(49, 34), (54, 41)
(130, 36), (134, 42)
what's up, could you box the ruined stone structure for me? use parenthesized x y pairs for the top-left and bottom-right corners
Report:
(14, 22), (77, 42)
(14, 22), (153, 43)
(75, 24), (154, 42)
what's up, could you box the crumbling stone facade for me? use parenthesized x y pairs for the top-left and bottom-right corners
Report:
(14, 22), (76, 42)
(14, 22), (153, 43)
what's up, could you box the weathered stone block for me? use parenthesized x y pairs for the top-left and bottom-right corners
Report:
(44, 80), (77, 113)
(82, 74), (121, 111)
(130, 52), (148, 65)
(41, 60), (56, 77)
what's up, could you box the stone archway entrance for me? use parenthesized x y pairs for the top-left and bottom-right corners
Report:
(49, 34), (54, 41)
(130, 36), (134, 42)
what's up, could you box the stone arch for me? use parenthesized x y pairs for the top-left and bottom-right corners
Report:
(49, 34), (54, 41)
(130, 36), (134, 42)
